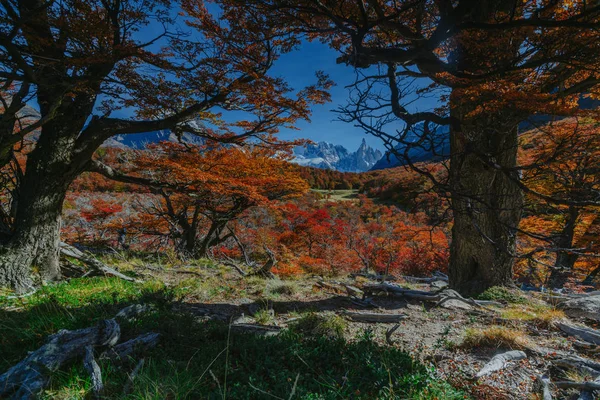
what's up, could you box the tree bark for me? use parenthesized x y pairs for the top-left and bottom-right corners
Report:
(446, 1), (525, 296)
(448, 108), (523, 296)
(549, 206), (580, 289)
(583, 265), (600, 286)
(0, 116), (82, 292)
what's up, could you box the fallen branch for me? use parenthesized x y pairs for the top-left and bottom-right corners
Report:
(223, 261), (247, 277)
(83, 345), (103, 398)
(385, 324), (401, 345)
(101, 332), (160, 363)
(475, 350), (527, 378)
(343, 311), (407, 323)
(362, 283), (439, 301)
(556, 322), (600, 345)
(0, 319), (121, 399)
(230, 323), (281, 337)
(554, 381), (600, 391)
(553, 356), (600, 375)
(573, 340), (600, 355)
(60, 242), (139, 283)
(577, 375), (600, 400)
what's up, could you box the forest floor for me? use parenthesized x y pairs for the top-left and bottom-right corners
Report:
(1, 257), (599, 399)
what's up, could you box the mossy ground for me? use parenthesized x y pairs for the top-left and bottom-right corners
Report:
(0, 277), (465, 399)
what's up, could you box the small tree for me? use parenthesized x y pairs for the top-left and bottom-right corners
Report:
(519, 118), (600, 288)
(0, 0), (330, 291)
(116, 142), (309, 258)
(222, 0), (600, 294)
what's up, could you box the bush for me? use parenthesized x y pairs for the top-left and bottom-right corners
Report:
(478, 286), (526, 304)
(290, 312), (347, 339)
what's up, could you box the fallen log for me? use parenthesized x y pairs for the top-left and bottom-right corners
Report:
(230, 323), (281, 337)
(0, 304), (158, 399)
(0, 319), (121, 399)
(554, 381), (600, 391)
(553, 356), (600, 374)
(475, 350), (527, 378)
(60, 242), (139, 283)
(577, 375), (600, 400)
(400, 271), (449, 284)
(100, 332), (160, 363)
(83, 345), (104, 398)
(557, 322), (600, 345)
(343, 311), (407, 323)
(573, 340), (600, 355)
(343, 284), (363, 297)
(362, 283), (440, 301)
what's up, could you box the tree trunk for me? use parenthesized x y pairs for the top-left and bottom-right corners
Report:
(449, 110), (523, 296)
(548, 206), (580, 289)
(583, 265), (600, 286)
(0, 119), (79, 292)
(446, 1), (525, 296)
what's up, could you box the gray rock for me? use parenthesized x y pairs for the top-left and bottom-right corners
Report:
(560, 296), (600, 321)
(430, 280), (449, 289)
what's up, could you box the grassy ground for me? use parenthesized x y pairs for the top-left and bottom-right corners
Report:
(0, 277), (465, 399)
(312, 189), (359, 202)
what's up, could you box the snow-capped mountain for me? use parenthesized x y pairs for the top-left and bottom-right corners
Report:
(292, 139), (383, 172)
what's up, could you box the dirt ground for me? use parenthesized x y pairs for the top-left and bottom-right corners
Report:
(137, 265), (600, 399)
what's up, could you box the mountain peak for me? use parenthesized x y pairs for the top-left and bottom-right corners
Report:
(291, 140), (382, 172)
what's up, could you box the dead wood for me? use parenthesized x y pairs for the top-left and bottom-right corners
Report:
(350, 272), (398, 281)
(248, 247), (277, 278)
(0, 319), (120, 399)
(100, 332), (160, 363)
(83, 345), (104, 398)
(576, 376), (600, 400)
(343, 311), (407, 323)
(385, 324), (401, 345)
(60, 242), (139, 282)
(553, 356), (600, 375)
(554, 381), (600, 391)
(475, 350), (527, 378)
(0, 304), (158, 399)
(556, 322), (600, 345)
(230, 323), (281, 337)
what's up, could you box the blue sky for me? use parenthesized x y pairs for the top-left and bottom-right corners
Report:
(268, 41), (386, 151)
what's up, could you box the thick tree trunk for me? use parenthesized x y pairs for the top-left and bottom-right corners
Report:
(0, 174), (68, 291)
(446, 1), (525, 296)
(548, 206), (580, 289)
(0, 119), (79, 292)
(449, 111), (523, 296)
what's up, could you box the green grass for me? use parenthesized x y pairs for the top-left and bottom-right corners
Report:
(312, 189), (359, 202)
(477, 286), (527, 304)
(290, 312), (347, 340)
(0, 277), (466, 399)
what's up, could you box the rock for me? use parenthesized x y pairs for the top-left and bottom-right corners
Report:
(430, 280), (449, 289)
(440, 298), (474, 311)
(560, 296), (600, 321)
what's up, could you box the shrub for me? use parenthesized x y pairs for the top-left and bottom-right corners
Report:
(478, 286), (527, 304)
(290, 312), (347, 339)
(461, 326), (531, 350)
